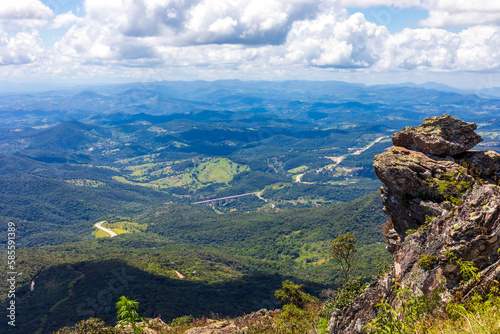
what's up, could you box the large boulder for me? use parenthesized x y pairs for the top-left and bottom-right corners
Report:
(392, 114), (482, 156)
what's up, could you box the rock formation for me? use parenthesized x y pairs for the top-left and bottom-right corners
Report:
(329, 114), (500, 333)
(392, 114), (482, 156)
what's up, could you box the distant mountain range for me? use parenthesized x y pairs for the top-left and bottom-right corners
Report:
(1, 80), (500, 130)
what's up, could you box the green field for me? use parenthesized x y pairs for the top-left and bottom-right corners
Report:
(93, 221), (146, 238)
(112, 157), (249, 191)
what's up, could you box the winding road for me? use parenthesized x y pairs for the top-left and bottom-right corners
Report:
(94, 221), (118, 237)
(351, 136), (388, 155)
(295, 136), (389, 183)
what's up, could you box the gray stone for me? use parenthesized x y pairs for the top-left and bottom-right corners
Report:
(393, 114), (482, 156)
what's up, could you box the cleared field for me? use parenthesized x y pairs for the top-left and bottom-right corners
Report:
(113, 157), (249, 191)
(93, 221), (146, 238)
(287, 165), (309, 174)
(65, 179), (106, 188)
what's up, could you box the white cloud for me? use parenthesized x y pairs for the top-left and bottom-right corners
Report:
(50, 11), (83, 29)
(376, 25), (500, 71)
(337, 0), (420, 8)
(285, 11), (389, 68)
(380, 28), (460, 70)
(0, 0), (53, 30)
(420, 9), (500, 28)
(0, 0), (499, 83)
(455, 26), (500, 71)
(208, 17), (238, 36)
(0, 30), (44, 65)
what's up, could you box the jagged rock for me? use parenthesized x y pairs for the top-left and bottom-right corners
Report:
(385, 229), (400, 254)
(328, 275), (393, 333)
(116, 318), (171, 333)
(373, 146), (471, 238)
(454, 150), (500, 177)
(392, 114), (482, 156)
(330, 116), (500, 333)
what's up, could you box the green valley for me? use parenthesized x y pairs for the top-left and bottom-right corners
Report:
(1, 80), (500, 333)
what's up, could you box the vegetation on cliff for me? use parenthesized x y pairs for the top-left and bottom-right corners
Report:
(331, 114), (500, 333)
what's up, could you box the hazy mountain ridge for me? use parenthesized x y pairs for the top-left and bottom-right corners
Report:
(1, 80), (499, 129)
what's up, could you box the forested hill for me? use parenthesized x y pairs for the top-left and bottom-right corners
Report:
(144, 192), (385, 262)
(0, 192), (388, 333)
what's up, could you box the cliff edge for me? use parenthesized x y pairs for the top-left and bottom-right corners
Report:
(329, 114), (500, 333)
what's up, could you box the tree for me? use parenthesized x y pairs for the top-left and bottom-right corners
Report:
(329, 232), (358, 285)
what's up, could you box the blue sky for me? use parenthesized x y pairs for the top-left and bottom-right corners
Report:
(347, 6), (434, 33)
(1, 0), (499, 89)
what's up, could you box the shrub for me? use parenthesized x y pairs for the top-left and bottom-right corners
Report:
(170, 315), (194, 328)
(273, 304), (316, 334)
(364, 284), (443, 333)
(55, 318), (118, 334)
(406, 215), (434, 235)
(444, 250), (479, 283)
(275, 280), (315, 309)
(320, 276), (368, 317)
(427, 169), (470, 205)
(418, 254), (438, 270)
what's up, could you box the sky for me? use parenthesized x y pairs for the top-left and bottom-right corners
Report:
(1, 0), (500, 90)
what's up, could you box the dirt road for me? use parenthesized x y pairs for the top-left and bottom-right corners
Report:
(94, 221), (118, 237)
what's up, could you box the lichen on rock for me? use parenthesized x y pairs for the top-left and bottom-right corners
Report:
(329, 114), (500, 333)
(392, 114), (482, 156)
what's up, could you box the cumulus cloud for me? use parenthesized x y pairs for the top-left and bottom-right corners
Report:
(376, 25), (500, 71)
(455, 26), (500, 71)
(0, 0), (53, 30)
(49, 0), (328, 67)
(41, 0), (500, 74)
(80, 0), (326, 45)
(380, 28), (461, 70)
(285, 11), (389, 68)
(1, 0), (500, 82)
(50, 11), (83, 29)
(337, 0), (420, 8)
(0, 30), (44, 65)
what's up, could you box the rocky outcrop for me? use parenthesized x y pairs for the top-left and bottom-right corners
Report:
(116, 318), (171, 333)
(454, 150), (500, 177)
(373, 146), (470, 238)
(184, 320), (243, 334)
(183, 309), (275, 334)
(392, 114), (482, 156)
(329, 114), (500, 333)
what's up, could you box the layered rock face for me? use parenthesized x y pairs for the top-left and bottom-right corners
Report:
(329, 114), (500, 333)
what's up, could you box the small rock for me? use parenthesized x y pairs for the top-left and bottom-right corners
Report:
(184, 320), (242, 334)
(386, 229), (400, 254)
